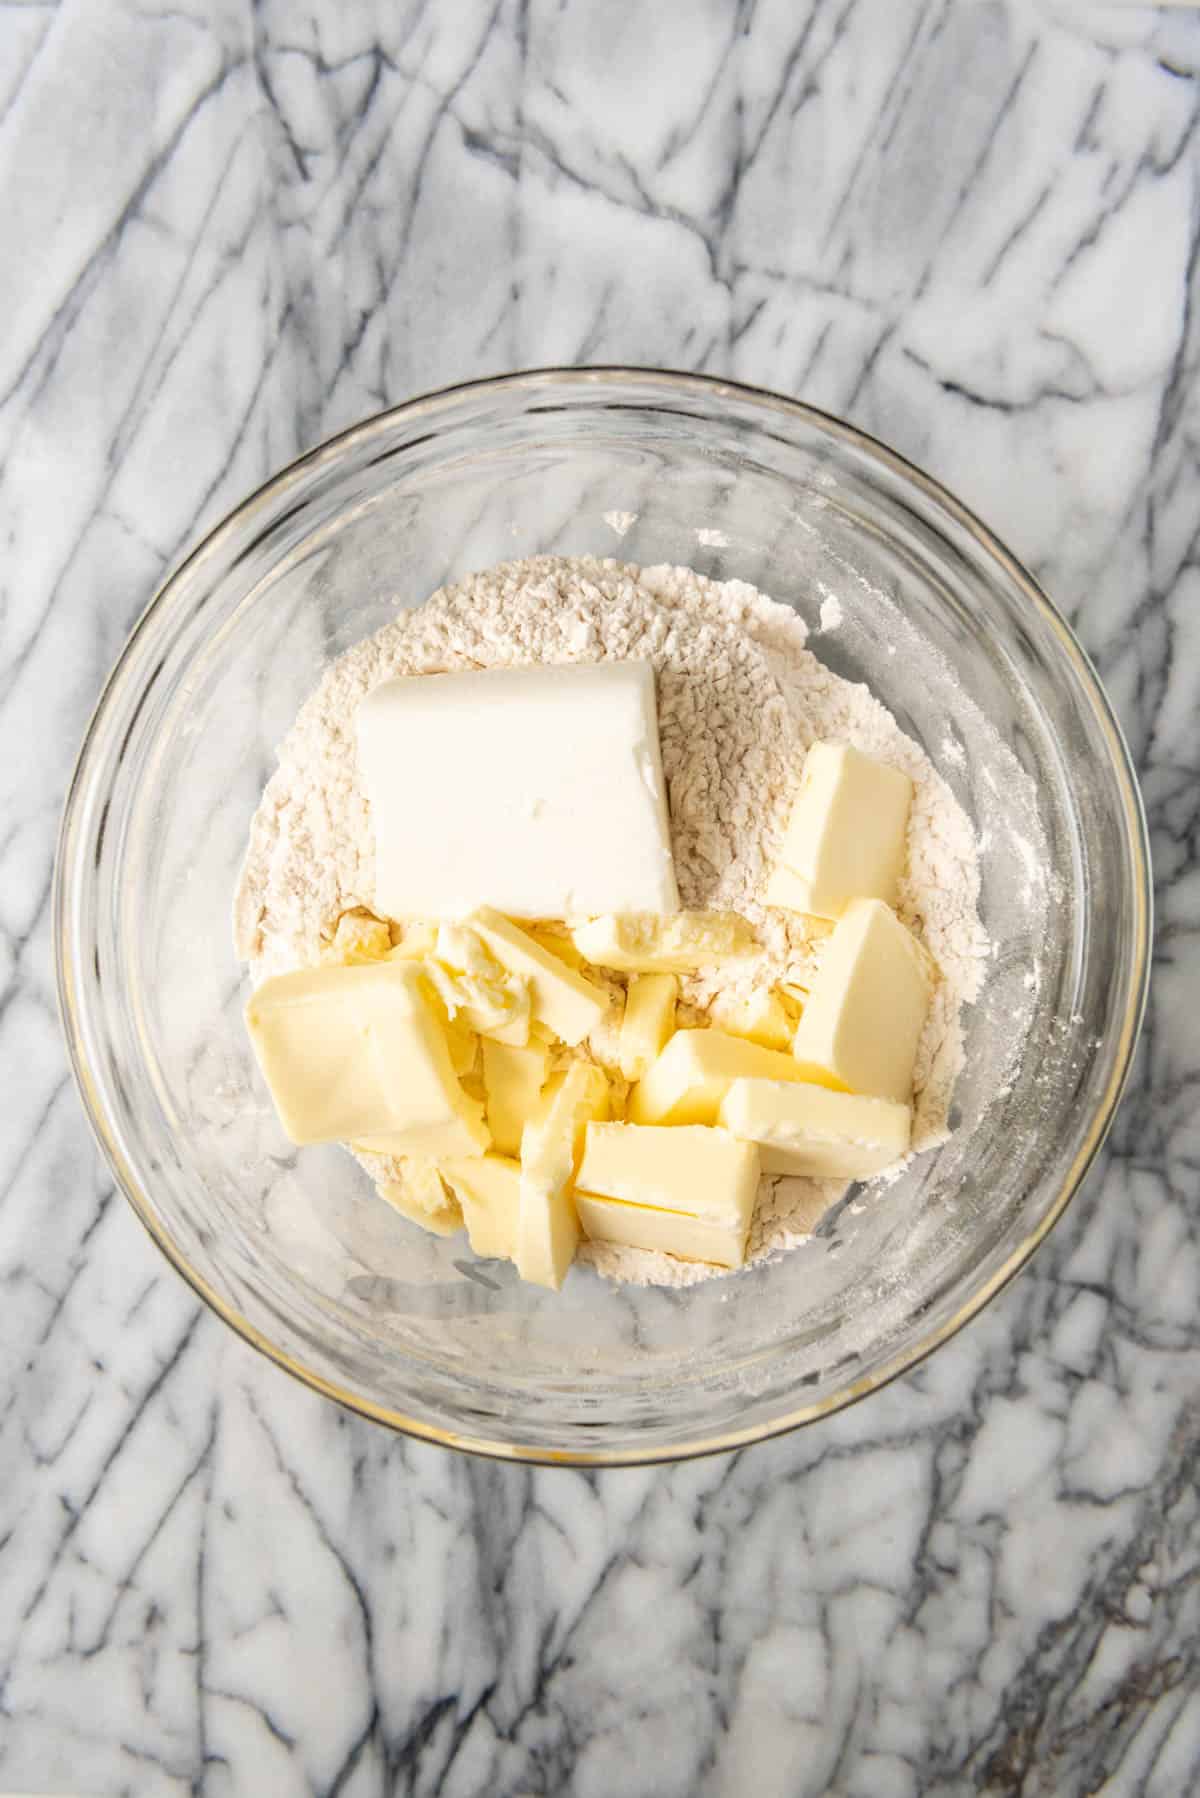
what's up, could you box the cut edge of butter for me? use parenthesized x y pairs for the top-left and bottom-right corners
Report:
(481, 1037), (551, 1158)
(575, 1191), (749, 1270)
(719, 1077), (911, 1178)
(617, 972), (679, 1080)
(517, 1060), (608, 1288)
(441, 1154), (522, 1260)
(628, 1027), (811, 1127)
(770, 740), (914, 921)
(571, 910), (759, 974)
(576, 1120), (759, 1226)
(790, 898), (930, 1103)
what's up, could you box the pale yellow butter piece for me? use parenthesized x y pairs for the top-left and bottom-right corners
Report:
(517, 1061), (608, 1289)
(325, 911), (393, 965)
(441, 1154), (522, 1260)
(575, 1193), (750, 1269)
(527, 926), (587, 971)
(575, 1120), (758, 1268)
(768, 741), (913, 921)
(423, 981), (479, 1075)
(571, 910), (758, 974)
(720, 1077), (911, 1177)
(618, 973), (679, 1081)
(577, 1121), (759, 1222)
(387, 921), (439, 961)
(481, 1038), (550, 1157)
(628, 1028), (810, 1127)
(468, 907), (609, 1047)
(379, 1161), (464, 1237)
(764, 864), (822, 915)
(709, 987), (793, 1052)
(246, 960), (489, 1154)
(791, 898), (931, 1102)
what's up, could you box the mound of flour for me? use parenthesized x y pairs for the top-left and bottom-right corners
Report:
(235, 556), (990, 1287)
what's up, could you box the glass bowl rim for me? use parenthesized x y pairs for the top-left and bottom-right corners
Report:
(53, 365), (1153, 1467)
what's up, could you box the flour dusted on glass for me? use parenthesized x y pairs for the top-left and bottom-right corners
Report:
(235, 556), (991, 1290)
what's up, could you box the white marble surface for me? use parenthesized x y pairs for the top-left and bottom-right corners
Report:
(1, 2), (1197, 1793)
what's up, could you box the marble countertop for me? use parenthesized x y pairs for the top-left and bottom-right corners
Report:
(1, 3), (1196, 1793)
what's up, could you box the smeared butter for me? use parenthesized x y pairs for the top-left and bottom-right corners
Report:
(468, 908), (609, 1047)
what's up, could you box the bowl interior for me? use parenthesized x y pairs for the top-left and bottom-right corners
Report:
(59, 374), (1147, 1460)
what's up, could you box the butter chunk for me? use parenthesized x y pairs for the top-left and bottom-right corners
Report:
(791, 898), (931, 1102)
(356, 661), (679, 920)
(720, 1078), (911, 1177)
(768, 741), (913, 921)
(517, 1061), (609, 1289)
(379, 1161), (464, 1237)
(576, 1195), (751, 1269)
(386, 921), (438, 961)
(618, 973), (679, 1081)
(424, 955), (531, 1048)
(572, 910), (758, 974)
(629, 1028), (807, 1127)
(441, 1154), (522, 1260)
(325, 910), (392, 965)
(709, 987), (793, 1052)
(482, 1038), (550, 1157)
(578, 1122), (759, 1222)
(469, 908), (608, 1047)
(247, 960), (489, 1154)
(575, 1122), (759, 1269)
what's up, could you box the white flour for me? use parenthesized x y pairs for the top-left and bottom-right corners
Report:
(235, 556), (990, 1289)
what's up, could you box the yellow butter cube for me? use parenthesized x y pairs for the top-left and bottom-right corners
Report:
(246, 960), (489, 1155)
(517, 1061), (608, 1289)
(709, 987), (793, 1052)
(628, 1028), (810, 1127)
(575, 1122), (759, 1269)
(441, 1154), (523, 1260)
(571, 910), (758, 974)
(720, 1078), (911, 1177)
(791, 899), (931, 1102)
(481, 1038), (550, 1157)
(768, 741), (913, 921)
(468, 908), (609, 1046)
(618, 973), (679, 1081)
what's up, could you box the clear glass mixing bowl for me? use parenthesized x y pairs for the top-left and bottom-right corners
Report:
(55, 370), (1150, 1464)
